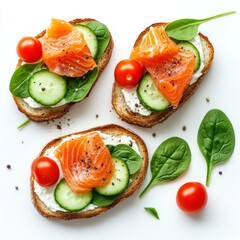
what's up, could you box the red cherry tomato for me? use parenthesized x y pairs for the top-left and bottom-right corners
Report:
(17, 36), (42, 63)
(31, 157), (60, 187)
(176, 182), (208, 214)
(114, 59), (143, 88)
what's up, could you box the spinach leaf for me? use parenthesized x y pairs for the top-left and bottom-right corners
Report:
(197, 109), (235, 186)
(9, 62), (44, 98)
(165, 11), (235, 41)
(108, 144), (143, 175)
(140, 137), (191, 197)
(85, 21), (110, 60)
(91, 191), (119, 207)
(64, 67), (98, 102)
(144, 207), (160, 220)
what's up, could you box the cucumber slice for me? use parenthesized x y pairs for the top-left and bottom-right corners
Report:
(54, 179), (93, 212)
(29, 70), (67, 106)
(178, 41), (201, 72)
(74, 24), (98, 59)
(95, 158), (129, 196)
(137, 73), (170, 111)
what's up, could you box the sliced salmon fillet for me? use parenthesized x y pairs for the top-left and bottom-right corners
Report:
(41, 18), (97, 78)
(55, 132), (115, 193)
(131, 26), (195, 108)
(130, 27), (179, 66)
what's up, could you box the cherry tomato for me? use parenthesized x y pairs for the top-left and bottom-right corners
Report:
(31, 157), (60, 187)
(17, 36), (42, 63)
(176, 182), (208, 214)
(114, 59), (143, 88)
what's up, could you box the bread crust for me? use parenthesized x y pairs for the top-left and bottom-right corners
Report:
(31, 124), (149, 220)
(112, 23), (214, 127)
(13, 18), (114, 122)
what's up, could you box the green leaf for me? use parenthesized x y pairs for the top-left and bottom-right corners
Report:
(197, 109), (235, 186)
(85, 21), (110, 60)
(64, 67), (99, 102)
(91, 191), (119, 207)
(144, 207), (160, 220)
(140, 137), (191, 197)
(17, 119), (30, 129)
(165, 11), (236, 41)
(9, 62), (44, 98)
(109, 144), (143, 175)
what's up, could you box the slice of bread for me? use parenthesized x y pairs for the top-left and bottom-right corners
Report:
(12, 18), (114, 122)
(31, 124), (149, 220)
(112, 23), (214, 127)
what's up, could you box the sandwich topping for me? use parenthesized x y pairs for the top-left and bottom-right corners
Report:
(33, 131), (143, 212)
(116, 25), (205, 116)
(42, 18), (97, 78)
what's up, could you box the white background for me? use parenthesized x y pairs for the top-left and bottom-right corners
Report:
(0, 0), (239, 239)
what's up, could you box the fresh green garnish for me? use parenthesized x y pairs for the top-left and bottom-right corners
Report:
(85, 21), (110, 61)
(144, 207), (159, 220)
(140, 137), (191, 197)
(165, 11), (236, 41)
(17, 119), (30, 129)
(107, 144), (143, 175)
(197, 109), (235, 186)
(91, 191), (119, 207)
(9, 62), (44, 98)
(64, 68), (99, 103)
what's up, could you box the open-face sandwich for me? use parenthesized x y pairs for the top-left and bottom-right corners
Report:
(30, 124), (148, 220)
(9, 18), (113, 122)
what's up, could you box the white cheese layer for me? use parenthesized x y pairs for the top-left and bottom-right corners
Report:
(121, 35), (205, 116)
(24, 97), (67, 108)
(34, 131), (140, 212)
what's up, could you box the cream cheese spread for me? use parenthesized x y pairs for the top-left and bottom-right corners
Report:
(34, 131), (140, 212)
(24, 97), (67, 108)
(121, 35), (205, 116)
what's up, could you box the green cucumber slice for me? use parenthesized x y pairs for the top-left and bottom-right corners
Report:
(95, 158), (129, 196)
(74, 24), (98, 59)
(178, 41), (201, 72)
(29, 70), (67, 106)
(137, 73), (170, 111)
(54, 179), (93, 212)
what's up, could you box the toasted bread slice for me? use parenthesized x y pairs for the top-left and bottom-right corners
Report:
(12, 18), (114, 122)
(31, 124), (148, 220)
(112, 23), (214, 127)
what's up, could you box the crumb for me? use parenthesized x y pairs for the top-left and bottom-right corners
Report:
(206, 97), (210, 102)
(219, 171), (223, 175)
(152, 133), (156, 137)
(56, 124), (62, 130)
(15, 186), (19, 191)
(7, 164), (11, 170)
(182, 126), (187, 131)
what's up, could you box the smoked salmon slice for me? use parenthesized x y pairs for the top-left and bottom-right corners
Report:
(55, 132), (115, 193)
(41, 18), (97, 78)
(131, 26), (195, 108)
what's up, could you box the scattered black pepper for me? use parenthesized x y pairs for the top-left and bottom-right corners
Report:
(96, 114), (99, 118)
(219, 171), (223, 175)
(7, 164), (11, 170)
(152, 133), (156, 137)
(182, 126), (187, 131)
(15, 186), (19, 191)
(56, 124), (62, 130)
(206, 97), (210, 102)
